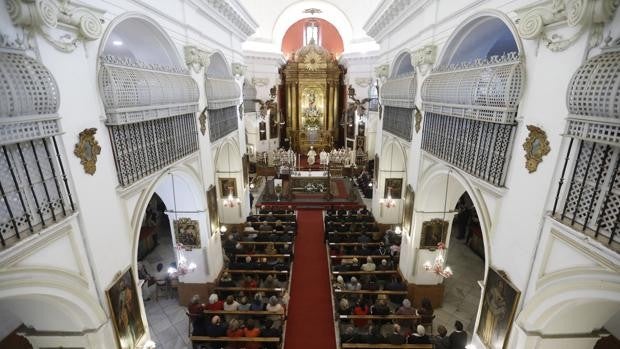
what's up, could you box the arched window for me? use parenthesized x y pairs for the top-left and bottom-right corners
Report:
(421, 12), (524, 187)
(98, 15), (199, 187)
(552, 49), (620, 249)
(380, 52), (417, 141)
(0, 50), (74, 246)
(243, 80), (257, 113)
(304, 20), (320, 46)
(368, 79), (379, 112)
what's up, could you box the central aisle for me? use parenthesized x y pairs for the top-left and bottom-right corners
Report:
(284, 209), (336, 349)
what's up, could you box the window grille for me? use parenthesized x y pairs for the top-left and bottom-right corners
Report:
(0, 137), (74, 246)
(422, 112), (515, 187)
(368, 80), (379, 112)
(243, 81), (257, 113)
(553, 140), (620, 248)
(108, 114), (198, 187)
(380, 75), (416, 109)
(208, 107), (239, 142)
(383, 106), (413, 142)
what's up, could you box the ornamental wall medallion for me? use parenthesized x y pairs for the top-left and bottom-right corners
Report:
(523, 125), (550, 173)
(414, 106), (422, 133)
(303, 51), (323, 71)
(199, 107), (207, 136)
(74, 128), (101, 175)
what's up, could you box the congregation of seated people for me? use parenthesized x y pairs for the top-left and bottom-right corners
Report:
(354, 171), (373, 198)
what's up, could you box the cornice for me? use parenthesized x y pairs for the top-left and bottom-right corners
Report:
(363, 0), (435, 42)
(243, 51), (287, 64)
(191, 0), (258, 39)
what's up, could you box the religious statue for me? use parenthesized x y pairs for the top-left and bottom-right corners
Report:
(319, 149), (329, 166)
(307, 146), (317, 166)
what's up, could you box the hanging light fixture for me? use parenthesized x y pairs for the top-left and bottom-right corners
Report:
(167, 173), (197, 277)
(223, 186), (241, 208)
(380, 187), (397, 208)
(423, 242), (453, 278)
(423, 170), (453, 278)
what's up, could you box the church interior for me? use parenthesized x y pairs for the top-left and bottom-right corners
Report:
(0, 0), (619, 348)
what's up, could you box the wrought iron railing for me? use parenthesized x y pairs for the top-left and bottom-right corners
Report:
(208, 106), (239, 142)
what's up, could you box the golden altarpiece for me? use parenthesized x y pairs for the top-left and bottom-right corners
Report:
(280, 42), (346, 153)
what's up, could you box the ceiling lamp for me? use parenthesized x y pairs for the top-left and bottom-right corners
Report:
(223, 187), (241, 208)
(168, 243), (197, 277)
(380, 187), (396, 208)
(423, 242), (453, 278)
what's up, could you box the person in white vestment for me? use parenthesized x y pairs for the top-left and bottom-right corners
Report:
(307, 146), (317, 166)
(319, 149), (329, 165)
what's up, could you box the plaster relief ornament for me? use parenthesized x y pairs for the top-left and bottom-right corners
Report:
(375, 64), (389, 81)
(523, 125), (551, 173)
(184, 45), (211, 73)
(74, 128), (101, 175)
(199, 107), (207, 136)
(7, 0), (104, 53)
(303, 50), (323, 71)
(412, 45), (437, 75)
(232, 62), (247, 76)
(516, 0), (619, 52)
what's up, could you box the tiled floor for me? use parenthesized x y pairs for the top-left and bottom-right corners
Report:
(144, 297), (190, 349)
(433, 231), (485, 335)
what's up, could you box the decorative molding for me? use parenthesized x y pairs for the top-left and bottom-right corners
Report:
(354, 78), (372, 88)
(523, 125), (551, 173)
(231, 62), (247, 76)
(412, 44), (437, 75)
(7, 0), (104, 53)
(0, 33), (33, 52)
(432, 51), (520, 73)
(184, 45), (211, 73)
(74, 128), (101, 175)
(252, 77), (269, 86)
(199, 107), (207, 136)
(101, 55), (189, 74)
(414, 106), (422, 133)
(194, 0), (257, 38)
(375, 64), (389, 80)
(516, 0), (619, 52)
(364, 0), (435, 42)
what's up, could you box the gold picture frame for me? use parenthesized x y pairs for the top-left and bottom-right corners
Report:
(477, 267), (521, 349)
(219, 178), (238, 197)
(242, 154), (249, 188)
(402, 185), (415, 235)
(74, 128), (101, 175)
(419, 218), (448, 249)
(384, 178), (403, 199)
(174, 218), (201, 249)
(206, 185), (219, 236)
(106, 267), (145, 349)
(522, 125), (550, 173)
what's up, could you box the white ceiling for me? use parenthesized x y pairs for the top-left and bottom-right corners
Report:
(238, 0), (381, 54)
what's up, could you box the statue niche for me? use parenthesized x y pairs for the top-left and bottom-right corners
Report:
(280, 40), (346, 153)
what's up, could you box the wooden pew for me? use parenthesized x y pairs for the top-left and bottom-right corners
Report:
(204, 310), (284, 316)
(334, 289), (408, 295)
(191, 336), (280, 344)
(225, 269), (289, 274)
(329, 242), (382, 246)
(234, 254), (291, 258)
(332, 270), (399, 275)
(238, 241), (293, 245)
(338, 315), (420, 321)
(330, 255), (390, 260)
(213, 286), (286, 293)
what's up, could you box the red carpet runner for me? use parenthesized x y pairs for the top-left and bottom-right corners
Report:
(284, 209), (336, 349)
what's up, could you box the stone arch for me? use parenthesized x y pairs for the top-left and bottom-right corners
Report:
(438, 9), (522, 66)
(390, 50), (415, 78)
(0, 269), (107, 332)
(207, 51), (233, 79)
(517, 271), (620, 347)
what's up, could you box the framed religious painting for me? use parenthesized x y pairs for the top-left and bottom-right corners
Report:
(419, 218), (448, 249)
(174, 218), (200, 249)
(242, 154), (249, 188)
(477, 267), (521, 349)
(219, 178), (237, 197)
(384, 178), (403, 199)
(402, 185), (415, 235)
(373, 154), (379, 183)
(106, 267), (145, 349)
(206, 185), (219, 236)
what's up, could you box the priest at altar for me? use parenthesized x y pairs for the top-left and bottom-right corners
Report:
(307, 146), (317, 166)
(320, 149), (329, 166)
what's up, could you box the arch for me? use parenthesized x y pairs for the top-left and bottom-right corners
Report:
(379, 140), (407, 173)
(99, 13), (184, 69)
(0, 269), (107, 331)
(272, 1), (354, 53)
(517, 271), (620, 336)
(390, 50), (415, 78)
(416, 163), (492, 271)
(206, 51), (233, 79)
(438, 10), (522, 66)
(215, 140), (243, 175)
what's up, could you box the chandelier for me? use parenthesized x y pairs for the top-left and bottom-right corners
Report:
(423, 242), (453, 278)
(380, 187), (397, 208)
(223, 186), (241, 208)
(167, 243), (197, 277)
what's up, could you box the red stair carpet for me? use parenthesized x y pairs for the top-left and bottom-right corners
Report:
(284, 209), (336, 349)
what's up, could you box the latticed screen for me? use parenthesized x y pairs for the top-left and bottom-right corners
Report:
(208, 106), (239, 142)
(383, 106), (413, 141)
(108, 113), (198, 187)
(422, 112), (515, 187)
(557, 141), (620, 245)
(0, 137), (74, 246)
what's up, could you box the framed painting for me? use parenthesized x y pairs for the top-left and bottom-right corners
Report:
(373, 154), (379, 183)
(477, 267), (521, 349)
(384, 178), (403, 199)
(402, 185), (415, 235)
(174, 218), (200, 249)
(419, 218), (448, 249)
(219, 178), (237, 197)
(207, 185), (219, 236)
(106, 267), (145, 349)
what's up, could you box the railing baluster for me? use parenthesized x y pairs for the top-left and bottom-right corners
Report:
(571, 142), (596, 226)
(562, 140), (584, 220)
(42, 138), (66, 217)
(583, 145), (611, 231)
(16, 143), (45, 228)
(0, 179), (18, 245)
(52, 137), (75, 211)
(594, 153), (620, 239)
(552, 138), (574, 214)
(30, 140), (56, 222)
